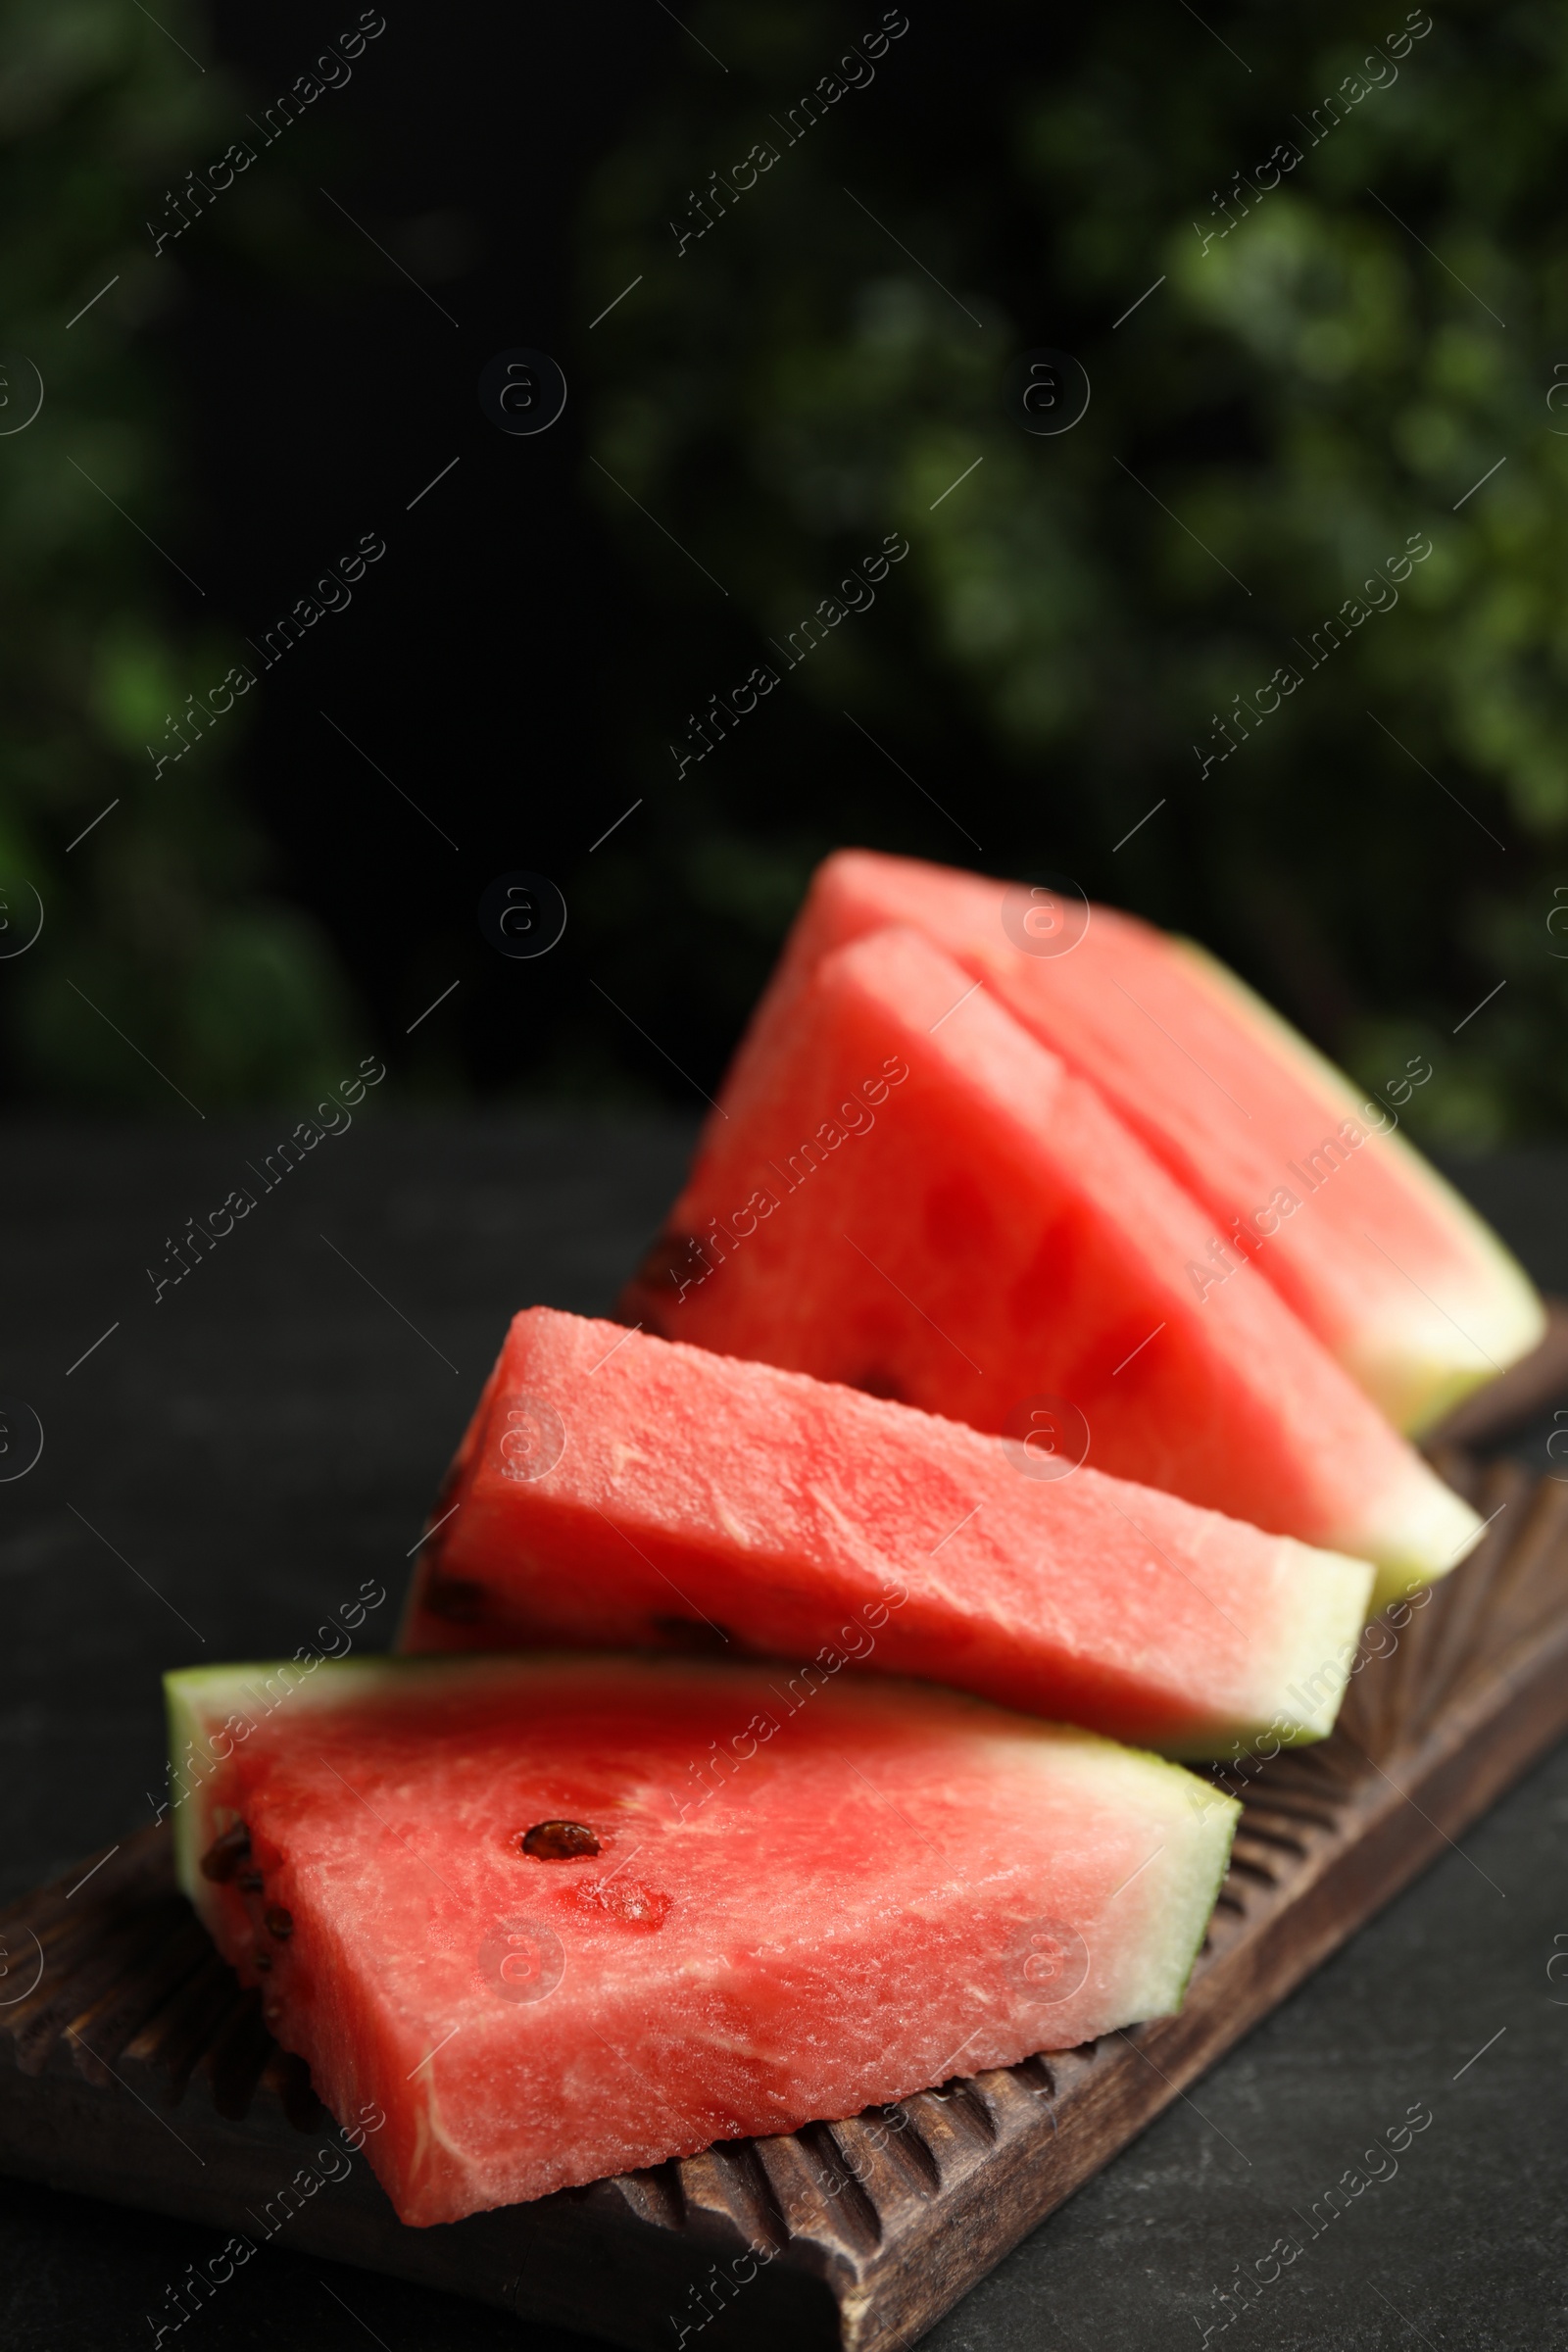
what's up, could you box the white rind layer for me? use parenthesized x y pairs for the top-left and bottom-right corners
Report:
(1231, 1538), (1374, 1752)
(1354, 1465), (1487, 1614)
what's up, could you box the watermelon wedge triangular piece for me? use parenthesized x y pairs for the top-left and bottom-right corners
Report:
(168, 1653), (1238, 2223)
(730, 850), (1543, 1434)
(620, 924), (1482, 1609)
(400, 1306), (1375, 1755)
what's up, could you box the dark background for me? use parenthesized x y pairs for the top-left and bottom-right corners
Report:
(7, 0), (1568, 1132)
(181, 0), (682, 1100)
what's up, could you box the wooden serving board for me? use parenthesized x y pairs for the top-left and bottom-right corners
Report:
(5, 1308), (1568, 2352)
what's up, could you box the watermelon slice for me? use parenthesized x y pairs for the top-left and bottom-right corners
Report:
(399, 1306), (1375, 1755)
(619, 924), (1481, 1610)
(167, 1653), (1238, 2224)
(730, 850), (1542, 1434)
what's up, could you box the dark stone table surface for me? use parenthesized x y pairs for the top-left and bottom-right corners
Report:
(2, 1118), (1565, 2351)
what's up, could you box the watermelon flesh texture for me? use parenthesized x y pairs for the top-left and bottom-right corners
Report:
(167, 1654), (1238, 2225)
(399, 1306), (1375, 1756)
(733, 850), (1543, 1435)
(619, 924), (1481, 1612)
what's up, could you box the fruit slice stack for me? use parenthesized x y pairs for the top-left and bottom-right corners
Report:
(619, 917), (1486, 1610)
(163, 851), (1536, 2232)
(701, 850), (1543, 1434)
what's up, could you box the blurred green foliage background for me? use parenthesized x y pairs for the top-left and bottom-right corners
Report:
(0, 0), (354, 1109)
(6, 0), (1568, 1141)
(581, 0), (1568, 1145)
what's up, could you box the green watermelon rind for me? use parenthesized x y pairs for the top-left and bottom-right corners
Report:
(1167, 1768), (1239, 2012)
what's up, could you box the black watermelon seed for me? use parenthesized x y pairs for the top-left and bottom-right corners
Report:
(199, 1822), (252, 1883)
(651, 1614), (733, 1655)
(520, 1820), (601, 1861)
(265, 1906), (294, 1940)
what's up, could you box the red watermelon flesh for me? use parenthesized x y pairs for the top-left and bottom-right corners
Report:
(619, 924), (1481, 1611)
(732, 850), (1543, 1435)
(399, 1306), (1375, 1755)
(167, 1654), (1237, 2224)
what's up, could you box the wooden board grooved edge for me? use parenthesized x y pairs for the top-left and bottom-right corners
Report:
(4, 1306), (1568, 2350)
